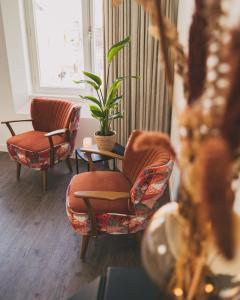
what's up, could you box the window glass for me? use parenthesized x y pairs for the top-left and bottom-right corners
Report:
(31, 0), (103, 90)
(93, 0), (103, 79)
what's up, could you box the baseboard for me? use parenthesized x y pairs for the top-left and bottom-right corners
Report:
(0, 144), (7, 152)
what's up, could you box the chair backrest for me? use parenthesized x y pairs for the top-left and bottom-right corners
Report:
(31, 98), (80, 153)
(123, 130), (172, 184)
(31, 98), (78, 132)
(123, 130), (173, 216)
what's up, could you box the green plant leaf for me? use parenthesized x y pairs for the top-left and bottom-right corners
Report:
(109, 95), (123, 107)
(109, 112), (124, 120)
(110, 79), (123, 96)
(107, 36), (130, 63)
(74, 79), (99, 91)
(80, 95), (102, 108)
(83, 71), (102, 86)
(90, 105), (105, 118)
(106, 79), (123, 108)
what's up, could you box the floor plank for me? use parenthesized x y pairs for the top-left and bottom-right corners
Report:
(0, 152), (141, 300)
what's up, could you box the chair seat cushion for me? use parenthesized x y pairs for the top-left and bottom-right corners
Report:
(7, 130), (66, 152)
(7, 131), (70, 170)
(67, 171), (132, 214)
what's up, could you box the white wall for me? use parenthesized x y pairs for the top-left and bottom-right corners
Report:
(0, 0), (30, 111)
(170, 0), (194, 200)
(0, 3), (24, 151)
(0, 3), (98, 152)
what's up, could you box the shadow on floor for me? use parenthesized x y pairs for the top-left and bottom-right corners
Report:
(0, 152), (141, 300)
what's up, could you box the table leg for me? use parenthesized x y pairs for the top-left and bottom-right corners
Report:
(113, 158), (116, 170)
(75, 150), (79, 174)
(104, 161), (110, 170)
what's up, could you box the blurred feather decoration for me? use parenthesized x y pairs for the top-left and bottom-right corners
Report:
(188, 0), (208, 104)
(222, 30), (240, 153)
(197, 137), (234, 259)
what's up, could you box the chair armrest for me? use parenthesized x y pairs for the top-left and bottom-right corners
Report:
(45, 128), (69, 137)
(1, 119), (32, 124)
(74, 191), (130, 201)
(1, 119), (32, 136)
(45, 128), (69, 167)
(80, 147), (124, 161)
(73, 191), (130, 236)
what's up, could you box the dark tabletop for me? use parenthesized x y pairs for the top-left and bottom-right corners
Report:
(76, 143), (125, 163)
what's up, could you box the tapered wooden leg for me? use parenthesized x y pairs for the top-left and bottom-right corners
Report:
(65, 156), (73, 173)
(42, 170), (48, 192)
(16, 162), (21, 181)
(80, 235), (90, 259)
(75, 150), (79, 174)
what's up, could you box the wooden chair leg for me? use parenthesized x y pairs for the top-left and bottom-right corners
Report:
(75, 150), (79, 174)
(65, 156), (73, 173)
(42, 170), (48, 192)
(135, 231), (143, 245)
(16, 162), (21, 181)
(80, 235), (90, 259)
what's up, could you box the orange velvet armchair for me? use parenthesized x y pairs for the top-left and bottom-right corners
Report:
(66, 130), (174, 259)
(2, 98), (80, 190)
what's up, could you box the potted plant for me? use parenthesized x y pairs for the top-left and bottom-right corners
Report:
(75, 36), (138, 151)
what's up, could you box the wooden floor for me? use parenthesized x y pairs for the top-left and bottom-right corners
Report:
(0, 152), (141, 300)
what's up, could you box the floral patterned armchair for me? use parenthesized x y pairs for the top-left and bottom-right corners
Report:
(2, 98), (80, 191)
(66, 130), (174, 259)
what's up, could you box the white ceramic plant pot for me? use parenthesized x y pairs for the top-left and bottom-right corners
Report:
(94, 131), (117, 151)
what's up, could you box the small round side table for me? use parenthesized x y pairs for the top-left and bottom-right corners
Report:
(75, 143), (125, 174)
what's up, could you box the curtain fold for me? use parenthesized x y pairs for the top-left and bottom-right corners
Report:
(103, 0), (179, 145)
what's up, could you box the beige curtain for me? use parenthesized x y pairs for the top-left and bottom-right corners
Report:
(103, 0), (179, 145)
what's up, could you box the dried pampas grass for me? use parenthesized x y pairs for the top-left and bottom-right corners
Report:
(222, 30), (240, 152)
(197, 137), (234, 259)
(188, 0), (208, 104)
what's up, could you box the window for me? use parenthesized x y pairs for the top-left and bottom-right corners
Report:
(24, 0), (103, 95)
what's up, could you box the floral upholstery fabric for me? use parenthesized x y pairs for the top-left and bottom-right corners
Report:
(130, 160), (174, 216)
(66, 159), (173, 235)
(7, 104), (80, 170)
(66, 206), (147, 235)
(7, 139), (70, 171)
(67, 106), (80, 154)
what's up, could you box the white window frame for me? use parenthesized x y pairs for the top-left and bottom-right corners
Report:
(24, 0), (99, 97)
